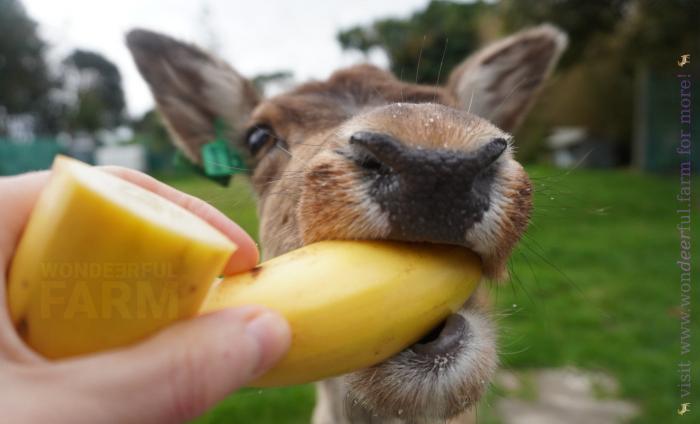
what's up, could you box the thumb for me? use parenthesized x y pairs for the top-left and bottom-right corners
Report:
(53, 307), (290, 424)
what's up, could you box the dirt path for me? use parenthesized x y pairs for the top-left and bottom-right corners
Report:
(494, 368), (639, 424)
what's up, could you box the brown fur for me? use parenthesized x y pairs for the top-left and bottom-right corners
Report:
(127, 25), (567, 423)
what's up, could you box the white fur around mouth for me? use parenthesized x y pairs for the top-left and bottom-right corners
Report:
(344, 297), (497, 422)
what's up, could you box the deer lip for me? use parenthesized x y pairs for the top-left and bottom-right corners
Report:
(410, 313), (469, 356)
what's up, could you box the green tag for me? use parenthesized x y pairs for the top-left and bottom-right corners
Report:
(171, 119), (247, 186)
(201, 139), (244, 177)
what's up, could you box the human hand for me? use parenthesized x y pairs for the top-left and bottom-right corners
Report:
(0, 167), (291, 423)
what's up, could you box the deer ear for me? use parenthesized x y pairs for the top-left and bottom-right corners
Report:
(126, 29), (259, 165)
(447, 24), (567, 132)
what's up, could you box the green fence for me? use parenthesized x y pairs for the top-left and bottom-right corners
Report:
(0, 139), (64, 175)
(634, 68), (699, 173)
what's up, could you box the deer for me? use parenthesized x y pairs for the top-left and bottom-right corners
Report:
(126, 23), (566, 424)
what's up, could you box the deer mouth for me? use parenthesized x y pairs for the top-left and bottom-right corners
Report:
(412, 311), (469, 356)
(321, 238), (495, 421)
(344, 290), (496, 421)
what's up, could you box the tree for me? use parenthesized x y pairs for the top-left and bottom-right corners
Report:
(131, 109), (170, 152)
(498, 0), (699, 161)
(62, 49), (126, 133)
(500, 0), (699, 70)
(620, 0), (699, 69)
(0, 0), (55, 135)
(338, 0), (492, 84)
(252, 70), (294, 95)
(500, 0), (629, 68)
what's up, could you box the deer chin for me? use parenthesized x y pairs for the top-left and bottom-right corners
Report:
(339, 279), (496, 422)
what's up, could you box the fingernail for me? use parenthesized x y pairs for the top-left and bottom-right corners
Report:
(245, 311), (291, 376)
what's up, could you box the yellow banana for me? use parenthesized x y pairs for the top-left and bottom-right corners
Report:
(202, 241), (481, 386)
(8, 156), (237, 358)
(7, 157), (482, 387)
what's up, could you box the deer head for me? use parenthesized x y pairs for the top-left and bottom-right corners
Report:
(127, 25), (566, 423)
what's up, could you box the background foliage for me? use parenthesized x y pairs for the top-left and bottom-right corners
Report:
(338, 0), (699, 162)
(0, 0), (125, 138)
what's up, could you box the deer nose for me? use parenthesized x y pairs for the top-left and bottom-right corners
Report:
(349, 131), (506, 174)
(349, 131), (507, 245)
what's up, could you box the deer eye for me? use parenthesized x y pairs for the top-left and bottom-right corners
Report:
(245, 125), (274, 155)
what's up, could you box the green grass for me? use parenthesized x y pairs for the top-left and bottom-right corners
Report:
(156, 174), (260, 241)
(159, 167), (698, 424)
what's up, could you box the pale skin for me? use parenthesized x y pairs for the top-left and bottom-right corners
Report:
(0, 167), (291, 424)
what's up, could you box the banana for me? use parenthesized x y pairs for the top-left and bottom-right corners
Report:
(8, 156), (237, 358)
(202, 241), (481, 386)
(7, 157), (482, 387)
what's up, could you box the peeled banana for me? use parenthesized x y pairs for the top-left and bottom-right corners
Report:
(8, 156), (237, 358)
(203, 240), (481, 386)
(7, 157), (482, 386)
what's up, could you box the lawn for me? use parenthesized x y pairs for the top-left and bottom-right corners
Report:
(158, 166), (698, 424)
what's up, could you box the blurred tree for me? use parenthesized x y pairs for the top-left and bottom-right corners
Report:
(500, 0), (699, 70)
(61, 49), (126, 133)
(0, 0), (56, 135)
(252, 70), (294, 95)
(130, 108), (175, 170)
(131, 109), (170, 153)
(499, 0), (698, 162)
(500, 0), (629, 68)
(620, 0), (699, 69)
(338, 0), (492, 84)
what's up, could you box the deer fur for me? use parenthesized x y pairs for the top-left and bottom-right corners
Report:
(127, 24), (566, 423)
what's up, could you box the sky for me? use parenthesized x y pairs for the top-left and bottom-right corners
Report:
(23, 0), (433, 118)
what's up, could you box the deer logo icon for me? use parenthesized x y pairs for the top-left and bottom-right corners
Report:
(678, 54), (690, 67)
(678, 402), (691, 416)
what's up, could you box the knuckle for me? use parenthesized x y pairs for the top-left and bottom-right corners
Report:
(166, 345), (210, 421)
